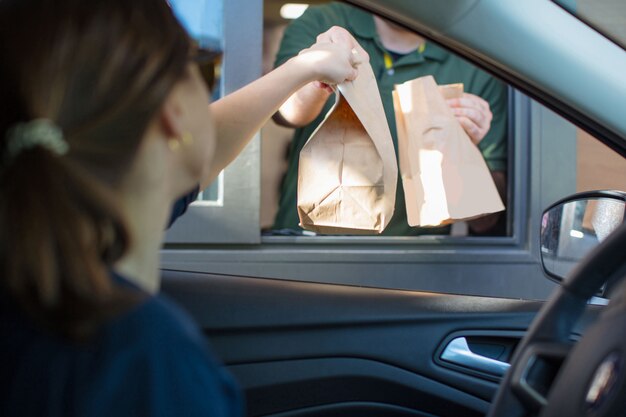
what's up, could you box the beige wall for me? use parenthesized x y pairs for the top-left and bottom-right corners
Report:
(260, 121), (293, 229)
(577, 129), (626, 192)
(260, 23), (293, 229)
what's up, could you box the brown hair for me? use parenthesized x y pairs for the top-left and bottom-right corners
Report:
(0, 0), (192, 339)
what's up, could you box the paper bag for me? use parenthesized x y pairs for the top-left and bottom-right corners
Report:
(393, 75), (504, 227)
(297, 63), (398, 234)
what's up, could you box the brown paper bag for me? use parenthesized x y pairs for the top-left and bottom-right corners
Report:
(297, 63), (398, 234)
(393, 75), (504, 227)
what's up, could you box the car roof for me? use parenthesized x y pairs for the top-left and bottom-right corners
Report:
(350, 0), (626, 157)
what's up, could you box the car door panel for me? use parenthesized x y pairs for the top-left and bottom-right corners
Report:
(229, 358), (490, 417)
(162, 270), (553, 416)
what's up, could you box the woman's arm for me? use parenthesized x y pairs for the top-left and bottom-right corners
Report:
(201, 37), (363, 189)
(273, 26), (369, 129)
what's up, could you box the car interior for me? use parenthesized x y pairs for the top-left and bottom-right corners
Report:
(161, 0), (626, 416)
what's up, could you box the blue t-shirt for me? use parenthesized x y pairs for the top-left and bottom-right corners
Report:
(168, 186), (200, 228)
(0, 272), (243, 417)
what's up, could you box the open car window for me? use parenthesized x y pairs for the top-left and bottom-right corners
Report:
(161, 0), (624, 300)
(261, 1), (512, 239)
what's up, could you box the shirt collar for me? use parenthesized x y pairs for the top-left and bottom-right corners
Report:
(422, 42), (449, 62)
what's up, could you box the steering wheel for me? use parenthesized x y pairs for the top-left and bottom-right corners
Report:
(488, 221), (626, 417)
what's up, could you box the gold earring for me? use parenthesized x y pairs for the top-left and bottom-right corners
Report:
(181, 132), (194, 146)
(168, 138), (180, 152)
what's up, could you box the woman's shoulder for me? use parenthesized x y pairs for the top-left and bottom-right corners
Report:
(99, 276), (243, 416)
(107, 276), (206, 351)
(0, 275), (243, 417)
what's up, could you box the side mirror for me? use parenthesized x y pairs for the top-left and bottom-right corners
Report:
(541, 191), (626, 281)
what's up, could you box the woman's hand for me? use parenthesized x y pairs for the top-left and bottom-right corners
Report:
(315, 26), (369, 60)
(293, 26), (369, 90)
(274, 26), (368, 127)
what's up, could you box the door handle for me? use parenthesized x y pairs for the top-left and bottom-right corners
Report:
(440, 337), (511, 376)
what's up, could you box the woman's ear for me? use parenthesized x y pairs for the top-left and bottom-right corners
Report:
(158, 86), (185, 144)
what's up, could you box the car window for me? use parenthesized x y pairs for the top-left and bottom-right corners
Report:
(261, 0), (513, 239)
(554, 0), (626, 50)
(161, 0), (623, 300)
(165, 0), (594, 245)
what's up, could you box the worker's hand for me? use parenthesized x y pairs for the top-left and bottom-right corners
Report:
(446, 93), (492, 145)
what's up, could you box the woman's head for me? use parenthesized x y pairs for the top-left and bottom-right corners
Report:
(0, 0), (194, 178)
(0, 0), (214, 336)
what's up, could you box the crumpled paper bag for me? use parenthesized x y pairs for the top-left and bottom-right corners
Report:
(297, 62), (398, 234)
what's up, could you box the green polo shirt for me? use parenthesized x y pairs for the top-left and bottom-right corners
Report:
(272, 2), (508, 236)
